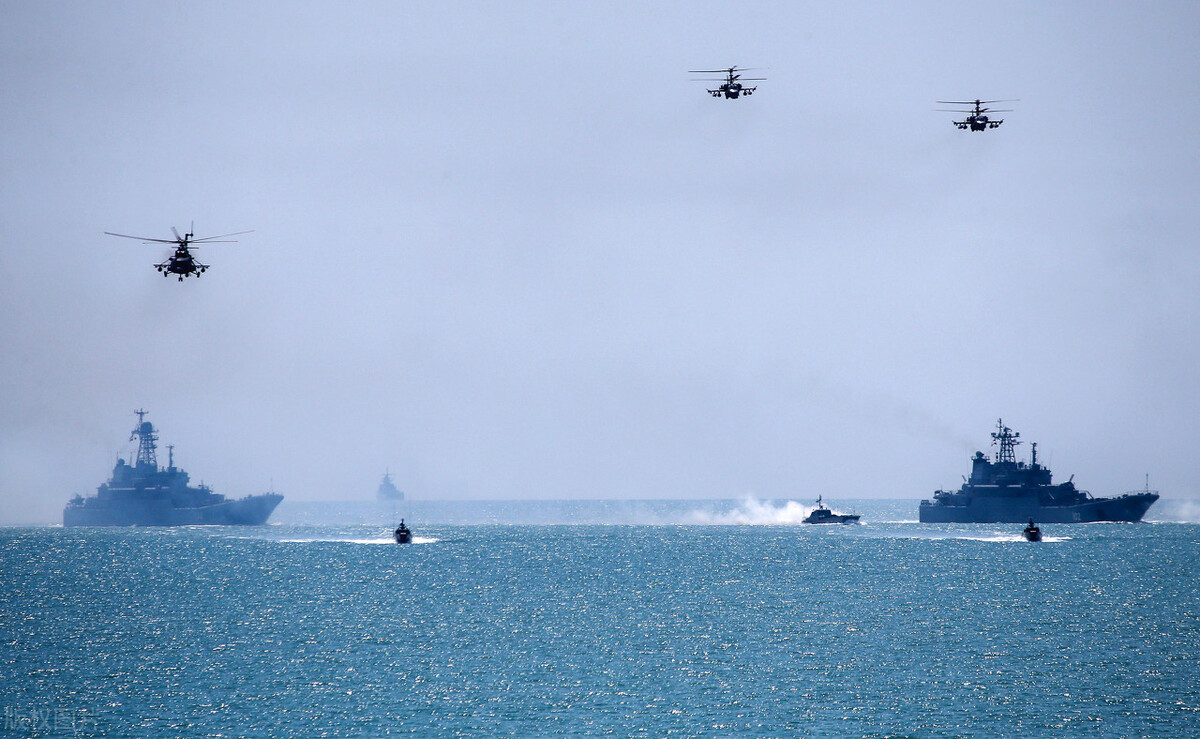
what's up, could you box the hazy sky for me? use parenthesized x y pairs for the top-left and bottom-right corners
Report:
(3, 2), (1198, 523)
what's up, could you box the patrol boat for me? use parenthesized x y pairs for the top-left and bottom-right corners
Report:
(63, 410), (282, 526)
(919, 419), (1158, 523)
(802, 495), (861, 524)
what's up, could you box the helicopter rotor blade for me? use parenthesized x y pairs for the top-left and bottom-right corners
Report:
(103, 231), (179, 244)
(937, 99), (1018, 105)
(172, 226), (184, 243)
(189, 230), (254, 242)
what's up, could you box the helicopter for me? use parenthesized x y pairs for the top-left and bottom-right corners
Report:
(689, 66), (766, 99)
(104, 223), (251, 280)
(936, 99), (1017, 131)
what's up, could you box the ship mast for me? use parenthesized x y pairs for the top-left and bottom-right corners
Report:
(991, 418), (1020, 464)
(131, 408), (158, 470)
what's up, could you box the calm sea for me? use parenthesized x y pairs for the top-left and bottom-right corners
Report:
(3, 498), (1199, 737)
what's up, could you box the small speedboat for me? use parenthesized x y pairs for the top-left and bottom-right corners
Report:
(802, 495), (861, 524)
(1022, 519), (1042, 542)
(394, 519), (412, 544)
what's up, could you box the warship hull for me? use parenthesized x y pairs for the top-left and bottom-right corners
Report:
(64, 492), (282, 527)
(918, 491), (1158, 523)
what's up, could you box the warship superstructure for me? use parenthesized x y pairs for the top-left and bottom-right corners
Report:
(919, 419), (1158, 523)
(63, 410), (282, 526)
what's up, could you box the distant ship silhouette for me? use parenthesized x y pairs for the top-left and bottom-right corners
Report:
(377, 471), (404, 501)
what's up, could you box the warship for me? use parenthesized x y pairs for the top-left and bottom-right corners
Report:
(376, 471), (404, 501)
(919, 419), (1158, 523)
(63, 410), (282, 526)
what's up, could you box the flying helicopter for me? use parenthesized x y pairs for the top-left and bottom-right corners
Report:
(936, 99), (1017, 131)
(689, 66), (766, 99)
(104, 223), (251, 280)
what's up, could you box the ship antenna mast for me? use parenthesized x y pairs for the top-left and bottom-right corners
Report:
(991, 418), (1020, 464)
(131, 408), (158, 469)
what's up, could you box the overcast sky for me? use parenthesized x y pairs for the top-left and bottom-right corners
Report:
(2, 2), (1198, 523)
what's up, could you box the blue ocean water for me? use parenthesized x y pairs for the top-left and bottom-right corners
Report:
(3, 498), (1199, 737)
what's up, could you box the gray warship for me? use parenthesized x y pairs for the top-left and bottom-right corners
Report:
(376, 471), (403, 501)
(919, 419), (1158, 523)
(63, 410), (282, 526)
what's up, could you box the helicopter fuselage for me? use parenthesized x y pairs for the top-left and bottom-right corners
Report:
(952, 114), (1003, 131)
(968, 115), (991, 131)
(157, 246), (208, 280)
(710, 81), (757, 99)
